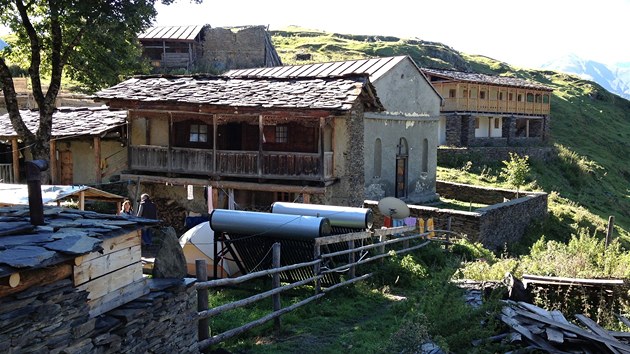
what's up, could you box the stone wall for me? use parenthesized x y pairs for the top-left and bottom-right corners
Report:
(364, 181), (547, 251)
(438, 146), (554, 165)
(1, 278), (199, 353)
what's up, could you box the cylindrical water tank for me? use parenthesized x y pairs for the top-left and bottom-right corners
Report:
(209, 209), (331, 240)
(270, 202), (373, 229)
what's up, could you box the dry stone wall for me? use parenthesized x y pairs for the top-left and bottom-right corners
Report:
(1, 278), (199, 353)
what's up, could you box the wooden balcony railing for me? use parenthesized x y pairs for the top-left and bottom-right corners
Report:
(130, 145), (333, 181)
(442, 98), (550, 115)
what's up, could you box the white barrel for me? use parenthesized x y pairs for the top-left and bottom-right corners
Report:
(270, 202), (373, 229)
(209, 209), (331, 240)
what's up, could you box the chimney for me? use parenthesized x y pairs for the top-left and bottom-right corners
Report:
(25, 159), (49, 226)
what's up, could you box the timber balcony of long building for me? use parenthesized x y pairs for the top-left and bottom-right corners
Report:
(433, 83), (551, 116)
(128, 113), (335, 182)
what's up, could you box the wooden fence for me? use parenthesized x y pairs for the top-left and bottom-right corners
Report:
(195, 226), (462, 350)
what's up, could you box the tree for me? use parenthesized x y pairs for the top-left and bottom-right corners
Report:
(500, 152), (531, 198)
(0, 0), (198, 178)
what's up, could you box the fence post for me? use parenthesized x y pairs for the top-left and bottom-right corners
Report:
(378, 234), (385, 264)
(313, 243), (321, 294)
(605, 216), (615, 249)
(196, 259), (210, 345)
(272, 242), (282, 332)
(446, 216), (452, 249)
(347, 240), (355, 279)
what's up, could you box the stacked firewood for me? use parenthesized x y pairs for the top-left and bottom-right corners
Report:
(499, 300), (630, 353)
(153, 198), (188, 236)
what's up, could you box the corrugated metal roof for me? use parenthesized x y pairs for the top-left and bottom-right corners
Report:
(421, 68), (554, 91)
(138, 25), (204, 41)
(226, 56), (408, 82)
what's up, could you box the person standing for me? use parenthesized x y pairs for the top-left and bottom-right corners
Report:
(137, 193), (158, 245)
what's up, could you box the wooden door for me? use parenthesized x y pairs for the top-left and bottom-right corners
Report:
(395, 157), (407, 198)
(59, 150), (73, 185)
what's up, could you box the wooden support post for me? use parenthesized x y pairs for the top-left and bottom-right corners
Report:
(348, 240), (355, 279)
(302, 193), (310, 204)
(313, 243), (321, 294)
(258, 115), (263, 177)
(272, 242), (281, 332)
(196, 260), (210, 345)
(378, 234), (386, 264)
(79, 191), (85, 211)
(93, 136), (101, 184)
(11, 138), (19, 183)
(49, 139), (57, 184)
(606, 216), (615, 249)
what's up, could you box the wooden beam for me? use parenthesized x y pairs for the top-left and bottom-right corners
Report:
(79, 191), (85, 210)
(0, 273), (20, 288)
(87, 278), (149, 318)
(0, 263), (72, 298)
(11, 138), (19, 183)
(93, 136), (101, 184)
(76, 262), (143, 300)
(74, 245), (141, 286)
(119, 173), (327, 194)
(49, 139), (57, 184)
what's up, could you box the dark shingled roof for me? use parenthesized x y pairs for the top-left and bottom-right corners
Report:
(421, 68), (554, 91)
(0, 106), (127, 138)
(94, 75), (383, 111)
(0, 206), (158, 278)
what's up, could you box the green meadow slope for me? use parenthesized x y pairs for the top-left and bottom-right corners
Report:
(271, 27), (630, 244)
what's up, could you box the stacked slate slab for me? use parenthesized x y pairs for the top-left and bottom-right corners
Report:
(0, 206), (199, 353)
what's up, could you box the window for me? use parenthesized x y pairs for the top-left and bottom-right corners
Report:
(463, 89), (468, 98)
(474, 117), (480, 129)
(498, 91), (504, 100)
(480, 91), (486, 100)
(190, 124), (208, 142)
(470, 88), (478, 98)
(509, 92), (514, 101)
(494, 118), (501, 129)
(535, 94), (542, 103)
(449, 89), (456, 98)
(275, 125), (288, 143)
(517, 94), (523, 102)
(374, 138), (382, 178)
(543, 94), (550, 104)
(527, 93), (534, 102)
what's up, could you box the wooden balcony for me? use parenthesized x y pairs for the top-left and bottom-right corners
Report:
(130, 145), (333, 181)
(442, 98), (550, 115)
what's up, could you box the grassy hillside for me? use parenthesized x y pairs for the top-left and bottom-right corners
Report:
(270, 27), (630, 244)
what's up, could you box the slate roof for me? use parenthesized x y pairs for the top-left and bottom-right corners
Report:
(0, 106), (127, 139)
(0, 205), (158, 278)
(0, 183), (125, 206)
(138, 25), (204, 42)
(421, 68), (554, 91)
(225, 56), (408, 81)
(94, 75), (383, 111)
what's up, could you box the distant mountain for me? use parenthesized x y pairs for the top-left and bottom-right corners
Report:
(541, 54), (630, 100)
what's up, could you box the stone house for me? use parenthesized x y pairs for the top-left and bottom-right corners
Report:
(93, 56), (441, 215)
(138, 25), (282, 73)
(0, 107), (128, 185)
(226, 55), (443, 202)
(421, 68), (553, 147)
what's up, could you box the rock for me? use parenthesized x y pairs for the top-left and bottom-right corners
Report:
(151, 227), (187, 279)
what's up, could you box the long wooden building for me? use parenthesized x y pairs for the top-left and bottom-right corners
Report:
(421, 68), (553, 147)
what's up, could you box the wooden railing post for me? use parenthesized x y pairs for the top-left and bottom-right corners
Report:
(347, 240), (355, 279)
(313, 243), (321, 294)
(272, 243), (281, 332)
(378, 234), (385, 264)
(605, 216), (615, 249)
(196, 259), (210, 345)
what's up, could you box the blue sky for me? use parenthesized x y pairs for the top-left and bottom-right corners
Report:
(155, 0), (630, 68)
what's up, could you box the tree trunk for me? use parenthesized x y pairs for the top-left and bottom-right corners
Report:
(27, 136), (51, 183)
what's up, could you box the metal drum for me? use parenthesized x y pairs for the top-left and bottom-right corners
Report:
(209, 209), (331, 240)
(270, 202), (373, 229)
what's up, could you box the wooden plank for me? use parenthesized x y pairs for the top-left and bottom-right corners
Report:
(575, 314), (625, 354)
(523, 274), (626, 287)
(0, 263), (72, 298)
(314, 231), (371, 246)
(73, 245), (142, 286)
(518, 301), (553, 319)
(513, 307), (630, 351)
(87, 278), (149, 318)
(75, 231), (140, 264)
(76, 262), (143, 300)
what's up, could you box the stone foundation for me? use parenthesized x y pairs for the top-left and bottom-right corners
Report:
(1, 278), (199, 353)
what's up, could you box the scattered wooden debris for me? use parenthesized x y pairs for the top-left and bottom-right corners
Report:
(500, 300), (630, 353)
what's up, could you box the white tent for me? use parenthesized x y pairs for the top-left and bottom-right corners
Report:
(178, 221), (241, 278)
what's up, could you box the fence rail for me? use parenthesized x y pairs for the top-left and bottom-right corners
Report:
(195, 226), (463, 350)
